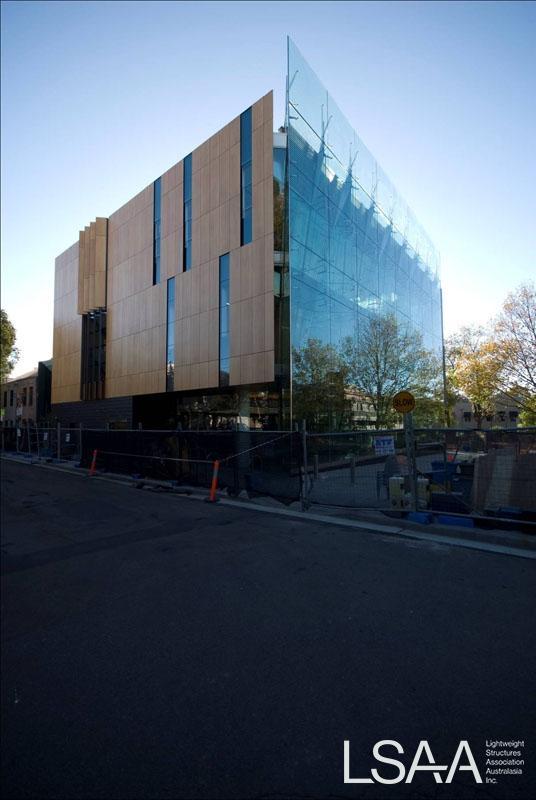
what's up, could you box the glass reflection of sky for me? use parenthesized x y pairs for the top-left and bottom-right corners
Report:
(287, 37), (443, 363)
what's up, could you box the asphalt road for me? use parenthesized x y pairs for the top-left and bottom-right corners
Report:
(1, 459), (535, 800)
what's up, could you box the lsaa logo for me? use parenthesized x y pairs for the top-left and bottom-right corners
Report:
(344, 740), (483, 784)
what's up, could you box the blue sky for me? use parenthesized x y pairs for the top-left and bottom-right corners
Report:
(2, 0), (535, 376)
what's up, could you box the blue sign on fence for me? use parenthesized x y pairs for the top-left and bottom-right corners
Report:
(374, 436), (395, 456)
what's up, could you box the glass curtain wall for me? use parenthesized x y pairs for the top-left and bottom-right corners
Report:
(287, 38), (444, 431)
(240, 108), (253, 245)
(183, 154), (192, 271)
(153, 177), (161, 285)
(166, 278), (175, 392)
(80, 309), (106, 401)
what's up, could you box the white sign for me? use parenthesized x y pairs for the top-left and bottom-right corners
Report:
(374, 435), (395, 456)
(43, 432), (48, 441)
(17, 428), (21, 437)
(65, 433), (70, 443)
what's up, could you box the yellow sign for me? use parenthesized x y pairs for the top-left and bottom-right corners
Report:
(393, 390), (416, 414)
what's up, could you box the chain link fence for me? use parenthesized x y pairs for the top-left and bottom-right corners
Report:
(78, 428), (302, 501)
(1, 425), (82, 462)
(303, 427), (536, 521)
(2, 425), (535, 521)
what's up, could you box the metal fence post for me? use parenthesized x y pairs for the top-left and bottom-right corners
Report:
(442, 429), (449, 492)
(403, 412), (417, 511)
(57, 422), (61, 460)
(301, 419), (309, 510)
(313, 453), (319, 480)
(79, 422), (83, 463)
(27, 420), (31, 457)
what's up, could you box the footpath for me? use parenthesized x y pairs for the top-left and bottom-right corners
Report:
(2, 451), (535, 561)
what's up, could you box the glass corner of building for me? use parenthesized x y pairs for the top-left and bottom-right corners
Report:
(285, 41), (444, 431)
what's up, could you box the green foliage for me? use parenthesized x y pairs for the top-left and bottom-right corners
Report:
(446, 326), (506, 429)
(292, 338), (351, 430)
(493, 282), (536, 424)
(519, 396), (536, 427)
(495, 282), (536, 395)
(445, 285), (536, 428)
(292, 316), (444, 430)
(341, 314), (442, 429)
(0, 309), (19, 383)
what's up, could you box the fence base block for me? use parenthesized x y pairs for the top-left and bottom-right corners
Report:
(436, 514), (475, 528)
(407, 511), (432, 525)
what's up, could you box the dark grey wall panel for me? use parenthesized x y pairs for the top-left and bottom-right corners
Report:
(51, 396), (133, 428)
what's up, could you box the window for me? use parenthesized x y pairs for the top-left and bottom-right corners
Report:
(29, 386), (33, 406)
(219, 253), (230, 386)
(80, 309), (106, 400)
(9, 390), (13, 407)
(240, 107), (252, 245)
(3, 392), (6, 407)
(153, 177), (161, 285)
(183, 153), (192, 271)
(509, 410), (518, 421)
(166, 278), (175, 392)
(463, 412), (472, 422)
(22, 387), (27, 406)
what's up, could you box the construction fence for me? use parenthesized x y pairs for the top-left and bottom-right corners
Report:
(303, 427), (536, 520)
(2, 424), (535, 521)
(0, 425), (302, 501)
(78, 428), (302, 501)
(1, 424), (82, 462)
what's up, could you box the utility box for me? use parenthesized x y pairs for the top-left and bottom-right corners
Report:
(417, 477), (431, 509)
(389, 476), (411, 509)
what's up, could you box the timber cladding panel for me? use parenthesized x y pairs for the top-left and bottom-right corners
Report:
(52, 91), (275, 403)
(178, 90), (275, 392)
(52, 242), (82, 403)
(106, 184), (165, 398)
(77, 217), (107, 314)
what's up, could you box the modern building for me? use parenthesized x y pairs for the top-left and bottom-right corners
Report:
(51, 39), (443, 431)
(1, 360), (53, 427)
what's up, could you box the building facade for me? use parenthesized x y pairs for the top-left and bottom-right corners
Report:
(51, 40), (443, 431)
(453, 397), (520, 429)
(1, 360), (52, 427)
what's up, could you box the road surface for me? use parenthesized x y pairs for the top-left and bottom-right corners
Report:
(1, 459), (535, 799)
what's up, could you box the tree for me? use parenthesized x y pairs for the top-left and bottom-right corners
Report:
(494, 282), (536, 418)
(292, 338), (351, 430)
(446, 326), (506, 429)
(519, 396), (536, 427)
(0, 309), (19, 383)
(341, 314), (442, 429)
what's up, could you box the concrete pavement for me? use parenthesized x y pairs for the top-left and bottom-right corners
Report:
(1, 459), (535, 799)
